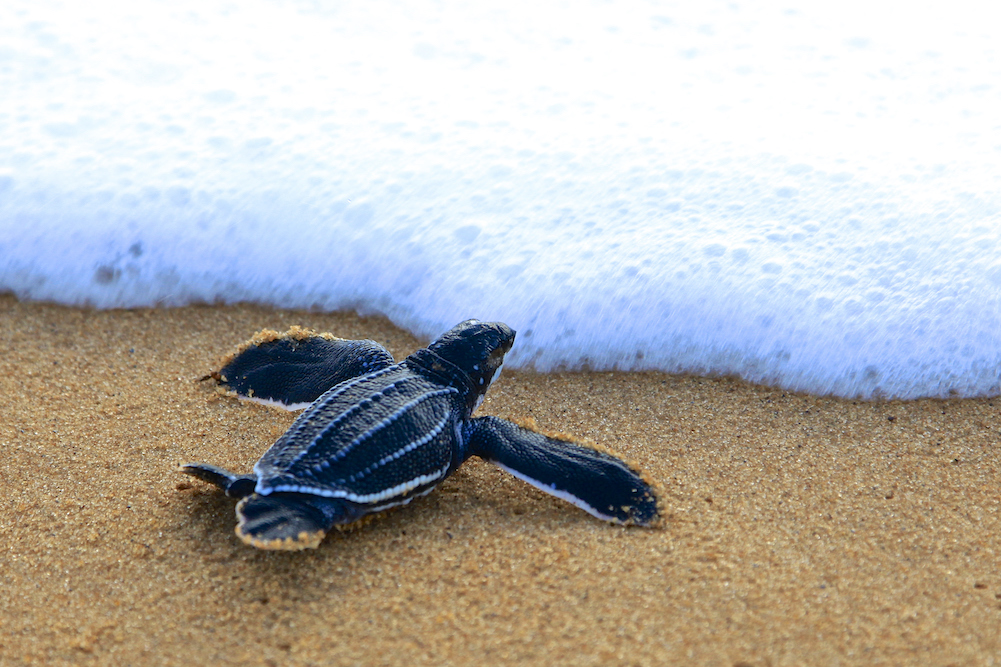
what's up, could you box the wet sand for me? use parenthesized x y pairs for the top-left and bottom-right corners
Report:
(2, 293), (1000, 666)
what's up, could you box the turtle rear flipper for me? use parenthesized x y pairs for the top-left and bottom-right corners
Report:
(235, 493), (361, 550)
(179, 462), (257, 498)
(464, 416), (662, 527)
(212, 328), (395, 409)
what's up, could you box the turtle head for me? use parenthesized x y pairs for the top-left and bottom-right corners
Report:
(427, 320), (516, 395)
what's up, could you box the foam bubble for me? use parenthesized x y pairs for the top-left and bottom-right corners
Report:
(2, 0), (1000, 399)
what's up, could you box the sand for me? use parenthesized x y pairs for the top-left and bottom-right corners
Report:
(2, 293), (1000, 666)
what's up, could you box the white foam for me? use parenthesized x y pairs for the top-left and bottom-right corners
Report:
(2, 0), (1000, 399)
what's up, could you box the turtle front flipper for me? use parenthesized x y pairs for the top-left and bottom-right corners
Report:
(235, 493), (364, 550)
(463, 416), (662, 526)
(211, 327), (396, 409)
(179, 462), (257, 498)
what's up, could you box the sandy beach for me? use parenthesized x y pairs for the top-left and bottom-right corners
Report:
(2, 293), (1000, 665)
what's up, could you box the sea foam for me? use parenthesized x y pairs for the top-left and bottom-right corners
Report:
(2, 0), (1000, 399)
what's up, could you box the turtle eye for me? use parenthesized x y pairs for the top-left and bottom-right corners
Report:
(486, 347), (507, 370)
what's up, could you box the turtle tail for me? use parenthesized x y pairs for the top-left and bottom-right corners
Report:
(235, 493), (362, 550)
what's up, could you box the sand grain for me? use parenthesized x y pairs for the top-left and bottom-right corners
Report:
(2, 295), (1000, 665)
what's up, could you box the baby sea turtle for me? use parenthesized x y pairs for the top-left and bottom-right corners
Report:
(180, 320), (661, 550)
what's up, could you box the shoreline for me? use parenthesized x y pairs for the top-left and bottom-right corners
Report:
(2, 294), (1000, 665)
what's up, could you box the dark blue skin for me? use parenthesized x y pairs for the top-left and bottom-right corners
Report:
(181, 320), (661, 550)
